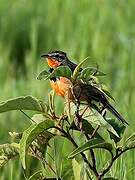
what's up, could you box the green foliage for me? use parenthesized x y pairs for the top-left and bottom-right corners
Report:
(36, 70), (50, 80)
(20, 120), (54, 169)
(80, 67), (106, 82)
(106, 118), (126, 143)
(0, 82), (132, 179)
(70, 119), (104, 140)
(28, 171), (43, 180)
(72, 57), (89, 83)
(0, 0), (135, 179)
(68, 138), (112, 159)
(76, 105), (120, 137)
(37, 66), (72, 80)
(102, 178), (118, 180)
(125, 133), (135, 145)
(51, 136), (74, 179)
(0, 96), (44, 113)
(0, 143), (19, 167)
(124, 133), (135, 149)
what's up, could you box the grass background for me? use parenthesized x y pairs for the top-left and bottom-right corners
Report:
(0, 0), (135, 179)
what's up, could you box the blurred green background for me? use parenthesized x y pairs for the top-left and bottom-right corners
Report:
(0, 0), (135, 179)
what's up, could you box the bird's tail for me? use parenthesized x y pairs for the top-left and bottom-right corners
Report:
(104, 102), (129, 125)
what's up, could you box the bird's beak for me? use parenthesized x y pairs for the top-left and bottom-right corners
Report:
(41, 54), (50, 58)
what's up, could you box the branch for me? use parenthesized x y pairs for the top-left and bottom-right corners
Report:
(100, 147), (131, 178)
(54, 126), (99, 178)
(85, 134), (97, 171)
(29, 146), (57, 176)
(90, 125), (100, 139)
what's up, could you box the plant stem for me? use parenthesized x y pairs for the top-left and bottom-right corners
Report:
(42, 157), (57, 175)
(90, 125), (100, 139)
(85, 134), (96, 170)
(54, 126), (99, 178)
(29, 146), (57, 175)
(68, 134), (99, 178)
(20, 110), (35, 123)
(99, 147), (131, 178)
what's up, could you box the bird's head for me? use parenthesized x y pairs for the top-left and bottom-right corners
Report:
(41, 50), (68, 68)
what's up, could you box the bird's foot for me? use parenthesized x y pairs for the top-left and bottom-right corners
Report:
(75, 115), (83, 133)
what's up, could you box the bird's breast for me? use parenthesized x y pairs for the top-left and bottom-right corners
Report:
(50, 77), (72, 97)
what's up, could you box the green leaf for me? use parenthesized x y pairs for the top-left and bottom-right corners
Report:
(20, 120), (54, 169)
(68, 138), (112, 159)
(0, 96), (43, 113)
(37, 69), (50, 80)
(102, 177), (118, 180)
(28, 171), (43, 180)
(54, 136), (73, 179)
(72, 159), (81, 180)
(69, 119), (104, 140)
(48, 66), (72, 79)
(47, 136), (74, 179)
(72, 57), (89, 83)
(124, 133), (135, 149)
(83, 108), (119, 138)
(106, 118), (126, 143)
(125, 141), (135, 149)
(65, 102), (119, 138)
(37, 66), (72, 80)
(80, 67), (106, 81)
(32, 114), (47, 123)
(125, 133), (135, 144)
(48, 90), (55, 113)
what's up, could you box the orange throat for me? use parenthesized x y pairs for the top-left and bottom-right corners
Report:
(47, 58), (61, 68)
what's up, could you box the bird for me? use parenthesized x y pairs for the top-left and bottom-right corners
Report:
(41, 50), (75, 97)
(41, 50), (77, 72)
(41, 50), (128, 125)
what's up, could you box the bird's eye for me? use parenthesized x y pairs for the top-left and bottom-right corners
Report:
(54, 54), (65, 60)
(55, 54), (59, 58)
(59, 55), (65, 59)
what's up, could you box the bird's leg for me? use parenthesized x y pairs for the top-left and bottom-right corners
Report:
(75, 99), (83, 131)
(80, 105), (89, 117)
(72, 84), (84, 131)
(100, 105), (107, 118)
(100, 106), (105, 113)
(57, 114), (69, 129)
(101, 108), (107, 118)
